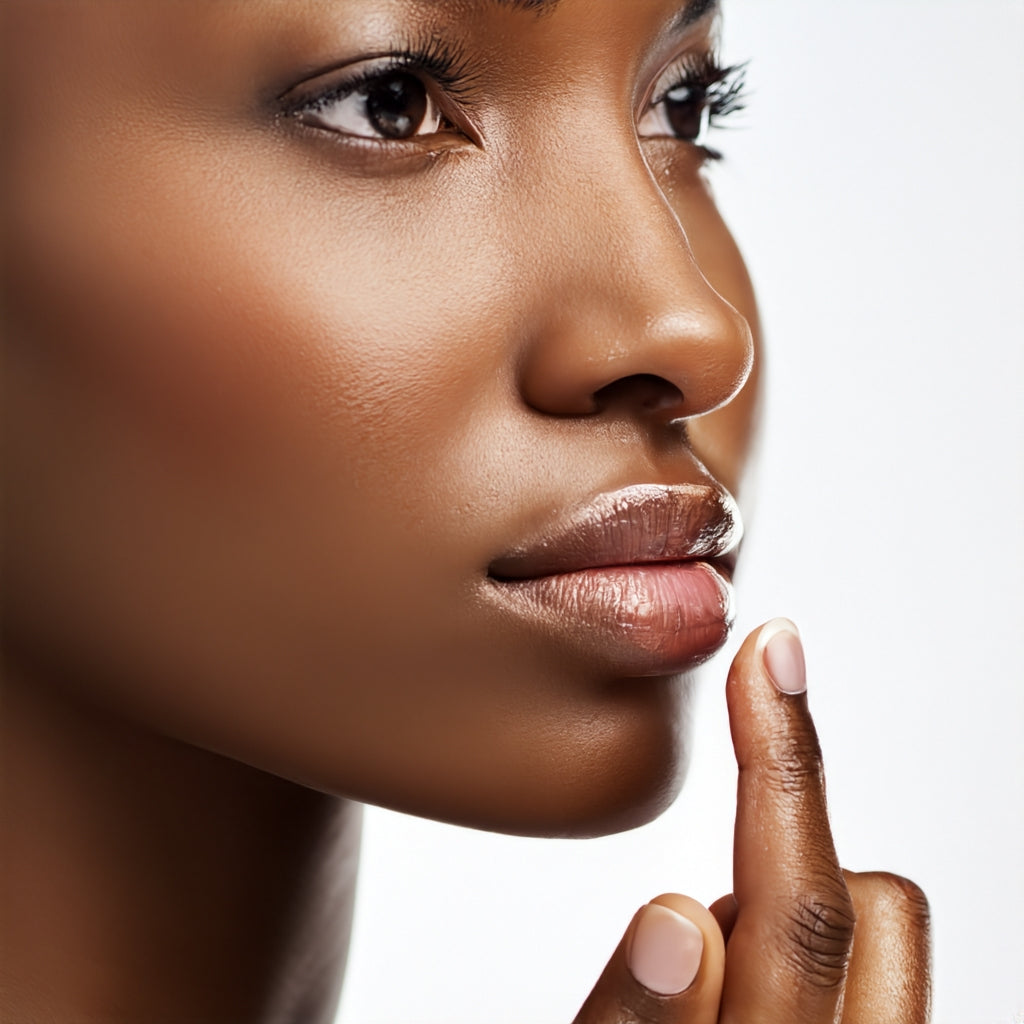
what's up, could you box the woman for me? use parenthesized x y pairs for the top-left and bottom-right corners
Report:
(1, 1), (933, 1021)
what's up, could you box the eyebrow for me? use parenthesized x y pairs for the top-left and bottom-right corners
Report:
(495, 0), (719, 29)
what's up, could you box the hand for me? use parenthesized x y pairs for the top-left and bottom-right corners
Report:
(573, 618), (932, 1023)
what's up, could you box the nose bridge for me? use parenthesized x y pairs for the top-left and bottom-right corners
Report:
(518, 141), (753, 420)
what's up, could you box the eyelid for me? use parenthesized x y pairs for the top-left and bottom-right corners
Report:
(280, 53), (484, 152)
(644, 49), (713, 108)
(284, 56), (429, 114)
(637, 48), (749, 148)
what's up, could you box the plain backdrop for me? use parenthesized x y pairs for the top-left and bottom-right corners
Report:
(337, 2), (1024, 1021)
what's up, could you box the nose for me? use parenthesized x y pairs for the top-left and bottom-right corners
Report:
(517, 160), (754, 424)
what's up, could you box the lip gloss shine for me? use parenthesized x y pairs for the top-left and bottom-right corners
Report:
(487, 483), (741, 675)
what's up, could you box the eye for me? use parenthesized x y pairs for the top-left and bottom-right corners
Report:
(295, 63), (447, 141)
(638, 82), (710, 143)
(638, 55), (748, 147)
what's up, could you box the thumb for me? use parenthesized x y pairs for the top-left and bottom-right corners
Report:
(573, 895), (725, 1024)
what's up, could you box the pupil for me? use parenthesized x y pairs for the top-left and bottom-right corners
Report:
(664, 85), (707, 141)
(365, 72), (428, 139)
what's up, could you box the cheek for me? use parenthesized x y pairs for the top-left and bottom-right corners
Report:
(8, 126), (518, 513)
(5, 130), (481, 656)
(7, 130), (621, 828)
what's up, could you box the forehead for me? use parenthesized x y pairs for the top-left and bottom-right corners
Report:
(3, 0), (720, 54)
(211, 0), (719, 31)
(456, 0), (718, 25)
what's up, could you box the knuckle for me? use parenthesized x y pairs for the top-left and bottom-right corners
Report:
(760, 733), (824, 796)
(857, 870), (932, 928)
(781, 884), (857, 989)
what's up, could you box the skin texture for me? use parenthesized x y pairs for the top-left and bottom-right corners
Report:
(0, 1), (930, 1021)
(3, 0), (758, 835)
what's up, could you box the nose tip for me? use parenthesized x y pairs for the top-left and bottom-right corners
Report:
(515, 144), (754, 424)
(519, 288), (754, 422)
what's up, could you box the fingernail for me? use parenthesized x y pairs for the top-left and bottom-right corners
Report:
(628, 903), (703, 996)
(759, 618), (807, 695)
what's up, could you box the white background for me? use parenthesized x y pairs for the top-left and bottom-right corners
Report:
(338, 2), (1024, 1021)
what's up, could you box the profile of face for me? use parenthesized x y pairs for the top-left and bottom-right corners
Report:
(3, 0), (761, 837)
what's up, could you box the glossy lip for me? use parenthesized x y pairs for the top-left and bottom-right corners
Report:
(486, 484), (743, 677)
(489, 484), (741, 579)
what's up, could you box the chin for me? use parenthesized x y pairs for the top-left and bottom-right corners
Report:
(357, 672), (696, 841)
(527, 764), (688, 841)
(442, 750), (689, 841)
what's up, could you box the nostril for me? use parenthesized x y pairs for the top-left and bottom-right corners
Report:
(592, 373), (685, 418)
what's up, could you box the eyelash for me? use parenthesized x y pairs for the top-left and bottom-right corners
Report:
(300, 37), (475, 111)
(282, 39), (749, 156)
(671, 53), (749, 121)
(280, 34), (477, 147)
(645, 53), (750, 160)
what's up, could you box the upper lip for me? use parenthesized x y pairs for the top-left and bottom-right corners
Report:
(488, 483), (743, 580)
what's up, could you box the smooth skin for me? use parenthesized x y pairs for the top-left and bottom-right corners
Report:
(3, 0), (759, 837)
(0, 1), (930, 1021)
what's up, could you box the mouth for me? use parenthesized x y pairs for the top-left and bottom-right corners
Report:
(485, 484), (743, 677)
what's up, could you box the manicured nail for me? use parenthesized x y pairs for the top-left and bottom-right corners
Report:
(628, 903), (703, 996)
(760, 618), (807, 695)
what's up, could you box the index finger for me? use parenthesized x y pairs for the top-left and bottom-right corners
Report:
(720, 618), (855, 1022)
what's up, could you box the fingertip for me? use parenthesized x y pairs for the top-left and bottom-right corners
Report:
(728, 617), (806, 704)
(727, 616), (822, 780)
(575, 895), (725, 1024)
(627, 902), (704, 996)
(757, 618), (806, 695)
(638, 895), (726, 993)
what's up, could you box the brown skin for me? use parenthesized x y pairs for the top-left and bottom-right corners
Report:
(576, 628), (933, 1024)
(0, 2), (929, 1022)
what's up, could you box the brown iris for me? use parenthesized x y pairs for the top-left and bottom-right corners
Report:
(361, 71), (430, 139)
(662, 84), (707, 141)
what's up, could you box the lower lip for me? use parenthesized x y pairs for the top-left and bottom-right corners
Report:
(487, 561), (734, 677)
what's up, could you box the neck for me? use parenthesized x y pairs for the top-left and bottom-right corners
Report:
(0, 659), (361, 1024)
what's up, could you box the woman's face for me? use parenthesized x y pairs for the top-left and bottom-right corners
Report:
(3, 0), (760, 836)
